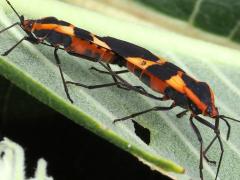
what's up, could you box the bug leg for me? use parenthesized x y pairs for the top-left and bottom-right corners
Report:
(203, 130), (224, 180)
(66, 64), (129, 90)
(90, 63), (164, 100)
(98, 62), (165, 100)
(194, 116), (224, 180)
(189, 115), (204, 180)
(66, 70), (134, 91)
(194, 116), (217, 164)
(202, 136), (217, 165)
(66, 81), (125, 89)
(90, 66), (129, 75)
(40, 42), (65, 51)
(66, 64), (128, 90)
(113, 104), (175, 123)
(215, 132), (224, 180)
(176, 110), (188, 118)
(66, 77), (151, 92)
(219, 117), (231, 140)
(25, 35), (41, 44)
(0, 22), (20, 33)
(92, 64), (141, 91)
(54, 47), (74, 103)
(1, 35), (40, 56)
(1, 36), (26, 56)
(95, 64), (151, 93)
(66, 79), (163, 101)
(106, 64), (130, 90)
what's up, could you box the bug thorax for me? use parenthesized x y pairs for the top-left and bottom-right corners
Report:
(188, 100), (218, 117)
(21, 19), (35, 32)
(187, 82), (219, 118)
(200, 83), (219, 118)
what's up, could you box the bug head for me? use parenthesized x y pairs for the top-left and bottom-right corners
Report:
(190, 103), (219, 118)
(21, 19), (35, 32)
(3, 0), (35, 34)
(204, 104), (219, 118)
(195, 82), (240, 140)
(199, 82), (219, 118)
(185, 80), (218, 118)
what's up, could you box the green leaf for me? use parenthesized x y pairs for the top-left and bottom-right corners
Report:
(135, 0), (240, 41)
(1, 0), (240, 179)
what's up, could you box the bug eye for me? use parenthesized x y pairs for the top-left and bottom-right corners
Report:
(206, 106), (212, 115)
(29, 22), (33, 28)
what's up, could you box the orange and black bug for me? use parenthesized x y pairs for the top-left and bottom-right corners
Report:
(1, 1), (240, 180)
(89, 39), (240, 179)
(0, 0), (161, 103)
(88, 37), (240, 179)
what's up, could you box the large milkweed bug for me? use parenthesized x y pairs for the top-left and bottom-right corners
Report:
(0, 0), (160, 103)
(88, 39), (240, 179)
(1, 1), (240, 179)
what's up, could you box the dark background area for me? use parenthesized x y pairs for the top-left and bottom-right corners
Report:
(0, 76), (171, 180)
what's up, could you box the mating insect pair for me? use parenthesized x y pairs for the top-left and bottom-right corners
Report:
(1, 0), (240, 179)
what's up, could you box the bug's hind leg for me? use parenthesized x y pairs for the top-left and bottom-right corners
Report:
(1, 35), (40, 56)
(98, 62), (165, 100)
(90, 65), (155, 93)
(54, 47), (74, 103)
(90, 66), (129, 75)
(1, 37), (27, 56)
(189, 115), (204, 180)
(194, 116), (224, 180)
(66, 81), (125, 89)
(113, 103), (175, 123)
(176, 110), (188, 118)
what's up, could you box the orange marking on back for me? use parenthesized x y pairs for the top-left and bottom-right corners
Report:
(55, 25), (74, 36)
(33, 23), (75, 36)
(156, 57), (167, 64)
(126, 58), (173, 93)
(92, 36), (111, 49)
(127, 57), (157, 70)
(165, 72), (185, 93)
(184, 87), (207, 113)
(33, 23), (56, 31)
(165, 71), (208, 114)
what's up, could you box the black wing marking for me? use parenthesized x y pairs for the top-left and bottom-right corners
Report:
(146, 62), (184, 80)
(97, 36), (159, 61)
(74, 27), (93, 42)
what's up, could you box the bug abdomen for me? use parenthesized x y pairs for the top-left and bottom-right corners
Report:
(66, 37), (125, 64)
(126, 61), (168, 94)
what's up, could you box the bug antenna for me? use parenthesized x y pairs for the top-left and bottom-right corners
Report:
(5, 0), (24, 22)
(219, 117), (231, 140)
(219, 115), (240, 123)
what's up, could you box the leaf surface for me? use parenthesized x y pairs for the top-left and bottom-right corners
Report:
(1, 0), (240, 179)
